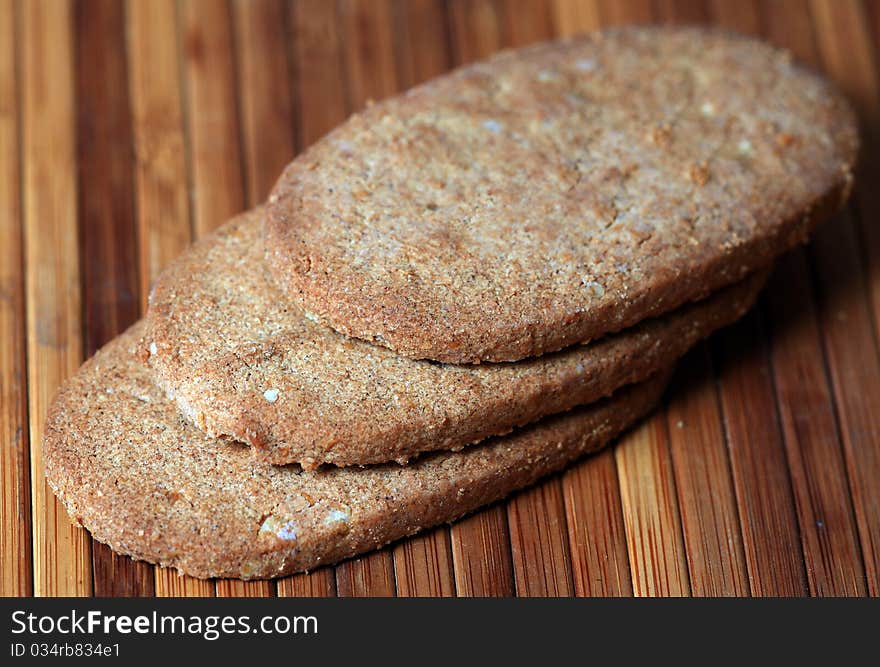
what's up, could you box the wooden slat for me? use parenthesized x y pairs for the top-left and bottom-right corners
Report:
(562, 452), (633, 596)
(340, 0), (398, 108)
(714, 308), (809, 596)
(808, 0), (880, 597)
(766, 250), (867, 596)
(504, 0), (554, 45)
(0, 0), (32, 598)
(507, 483), (575, 596)
(232, 0), (296, 205)
(385, 0), (457, 598)
(393, 0), (451, 88)
(275, 0), (350, 598)
(655, 0), (709, 23)
(279, 568), (337, 597)
(181, 0), (268, 597)
(127, 0), (192, 312)
(665, 350), (750, 596)
(392, 530), (456, 597)
(551, 0), (600, 35)
(127, 0), (214, 597)
(813, 0), (880, 332)
(288, 0), (348, 150)
(74, 0), (154, 597)
(600, 0), (653, 25)
(709, 0), (759, 29)
(615, 416), (691, 596)
(180, 0), (245, 238)
(444, 0), (517, 597)
(450, 507), (516, 596)
(22, 0), (92, 597)
(720, 3), (864, 595)
(335, 550), (397, 597)
(448, 0), (506, 63)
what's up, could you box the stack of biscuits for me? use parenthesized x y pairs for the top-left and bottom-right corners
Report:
(44, 27), (857, 580)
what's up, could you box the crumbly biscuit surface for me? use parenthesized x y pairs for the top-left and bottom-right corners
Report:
(144, 209), (764, 467)
(266, 26), (857, 362)
(44, 323), (667, 579)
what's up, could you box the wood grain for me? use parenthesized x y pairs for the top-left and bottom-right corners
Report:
(551, 0), (600, 35)
(340, 0), (397, 108)
(503, 0), (554, 45)
(763, 0), (870, 597)
(665, 350), (750, 596)
(278, 568), (337, 598)
(562, 452), (634, 596)
(393, 0), (451, 88)
(809, 0), (880, 597)
(0, 0), (32, 598)
(508, 483), (575, 596)
(393, 530), (456, 597)
(448, 0), (505, 63)
(597, 0), (652, 25)
(127, 0), (192, 313)
(450, 507), (515, 597)
(22, 0), (92, 597)
(615, 415), (691, 596)
(180, 0), (245, 238)
(655, 0), (709, 23)
(335, 550), (397, 597)
(233, 0), (296, 205)
(7, 0), (880, 598)
(715, 0), (863, 598)
(812, 0), (880, 334)
(288, 0), (348, 151)
(714, 306), (809, 596)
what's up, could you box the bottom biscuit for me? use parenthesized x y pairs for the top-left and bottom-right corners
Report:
(44, 322), (669, 580)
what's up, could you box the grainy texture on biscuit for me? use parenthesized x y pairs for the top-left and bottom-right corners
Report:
(266, 26), (857, 363)
(143, 209), (763, 468)
(43, 323), (668, 580)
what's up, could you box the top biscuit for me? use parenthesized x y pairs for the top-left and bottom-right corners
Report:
(266, 26), (857, 363)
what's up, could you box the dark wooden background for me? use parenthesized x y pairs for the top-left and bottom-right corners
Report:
(2, 0), (879, 597)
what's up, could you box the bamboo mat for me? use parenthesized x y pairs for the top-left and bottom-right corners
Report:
(2, 0), (879, 598)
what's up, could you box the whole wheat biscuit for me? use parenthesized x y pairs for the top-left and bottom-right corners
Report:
(266, 26), (857, 363)
(143, 209), (764, 468)
(44, 323), (668, 580)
